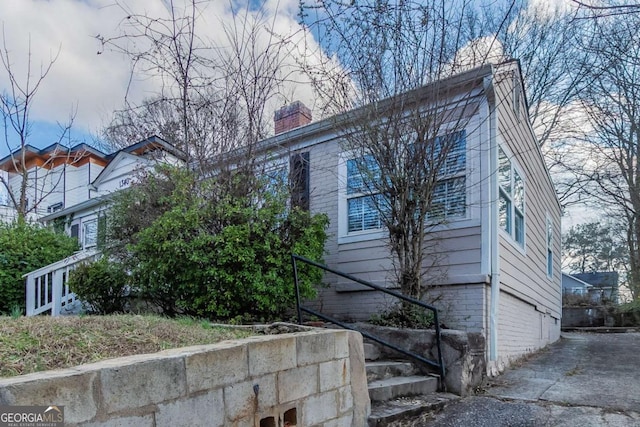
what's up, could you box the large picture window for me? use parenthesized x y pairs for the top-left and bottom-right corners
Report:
(498, 146), (525, 246)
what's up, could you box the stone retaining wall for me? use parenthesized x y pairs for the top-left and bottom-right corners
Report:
(0, 329), (370, 427)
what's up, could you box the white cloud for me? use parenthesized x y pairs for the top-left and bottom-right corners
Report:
(445, 36), (506, 75)
(0, 0), (332, 151)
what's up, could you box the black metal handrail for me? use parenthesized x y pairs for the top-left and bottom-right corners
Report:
(291, 254), (446, 391)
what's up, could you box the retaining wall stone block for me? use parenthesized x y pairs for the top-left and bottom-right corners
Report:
(296, 331), (336, 366)
(319, 359), (349, 392)
(79, 414), (154, 427)
(278, 365), (318, 403)
(224, 374), (277, 422)
(0, 370), (98, 424)
(99, 356), (186, 413)
(248, 336), (296, 376)
(302, 390), (338, 426)
(156, 390), (224, 427)
(347, 331), (371, 425)
(184, 342), (248, 392)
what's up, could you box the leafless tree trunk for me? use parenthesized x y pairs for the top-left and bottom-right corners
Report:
(481, 1), (593, 208)
(0, 30), (74, 221)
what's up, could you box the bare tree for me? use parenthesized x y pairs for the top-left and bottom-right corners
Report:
(576, 12), (640, 300)
(479, 1), (594, 208)
(97, 0), (297, 174)
(571, 0), (640, 18)
(297, 0), (505, 304)
(0, 30), (75, 221)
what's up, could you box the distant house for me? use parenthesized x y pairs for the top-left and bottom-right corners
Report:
(572, 272), (619, 304)
(18, 60), (561, 373)
(562, 273), (593, 296)
(0, 143), (108, 220)
(0, 136), (185, 249)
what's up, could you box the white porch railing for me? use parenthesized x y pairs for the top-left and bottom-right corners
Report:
(24, 249), (100, 316)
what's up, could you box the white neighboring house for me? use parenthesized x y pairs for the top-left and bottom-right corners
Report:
(0, 143), (109, 223)
(0, 136), (186, 316)
(38, 137), (186, 252)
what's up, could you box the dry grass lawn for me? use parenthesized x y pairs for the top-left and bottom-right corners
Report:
(0, 315), (254, 378)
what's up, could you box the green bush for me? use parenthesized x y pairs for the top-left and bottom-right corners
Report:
(107, 165), (329, 321)
(68, 258), (130, 314)
(0, 221), (78, 314)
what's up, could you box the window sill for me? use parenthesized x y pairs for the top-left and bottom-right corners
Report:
(337, 229), (387, 245)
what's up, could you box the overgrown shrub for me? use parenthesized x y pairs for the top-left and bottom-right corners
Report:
(0, 221), (78, 314)
(68, 258), (130, 314)
(107, 165), (329, 321)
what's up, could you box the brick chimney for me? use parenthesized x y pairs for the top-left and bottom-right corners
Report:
(274, 101), (312, 135)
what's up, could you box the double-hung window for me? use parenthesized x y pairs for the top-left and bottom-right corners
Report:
(430, 130), (467, 219)
(346, 155), (384, 232)
(498, 146), (525, 246)
(344, 129), (467, 235)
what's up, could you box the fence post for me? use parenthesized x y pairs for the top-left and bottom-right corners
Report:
(25, 275), (35, 316)
(51, 270), (62, 317)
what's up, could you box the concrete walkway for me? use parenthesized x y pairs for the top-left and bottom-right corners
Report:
(391, 332), (640, 426)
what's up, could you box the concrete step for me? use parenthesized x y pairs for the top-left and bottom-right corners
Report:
(366, 361), (418, 382)
(364, 342), (381, 361)
(368, 375), (439, 402)
(367, 393), (459, 427)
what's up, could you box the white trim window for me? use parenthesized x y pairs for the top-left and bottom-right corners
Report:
(346, 155), (385, 232)
(546, 216), (553, 278)
(430, 130), (467, 219)
(498, 146), (525, 246)
(343, 129), (467, 236)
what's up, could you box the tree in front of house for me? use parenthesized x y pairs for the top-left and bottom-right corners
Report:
(74, 165), (328, 321)
(0, 32), (76, 220)
(296, 0), (490, 307)
(0, 221), (78, 314)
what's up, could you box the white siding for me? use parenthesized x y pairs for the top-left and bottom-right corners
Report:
(94, 154), (142, 195)
(65, 163), (92, 207)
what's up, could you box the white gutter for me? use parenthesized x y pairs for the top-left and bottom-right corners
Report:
(484, 74), (500, 362)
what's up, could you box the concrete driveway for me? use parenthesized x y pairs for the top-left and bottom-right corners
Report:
(392, 332), (640, 426)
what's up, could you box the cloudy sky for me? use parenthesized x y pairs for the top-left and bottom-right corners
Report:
(0, 0), (316, 159)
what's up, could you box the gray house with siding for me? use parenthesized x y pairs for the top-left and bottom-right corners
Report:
(260, 60), (562, 373)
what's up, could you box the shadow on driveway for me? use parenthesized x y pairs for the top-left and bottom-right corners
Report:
(390, 332), (640, 426)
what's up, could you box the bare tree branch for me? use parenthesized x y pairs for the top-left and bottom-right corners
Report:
(0, 27), (75, 221)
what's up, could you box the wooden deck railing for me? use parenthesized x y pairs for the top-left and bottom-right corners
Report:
(24, 249), (100, 316)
